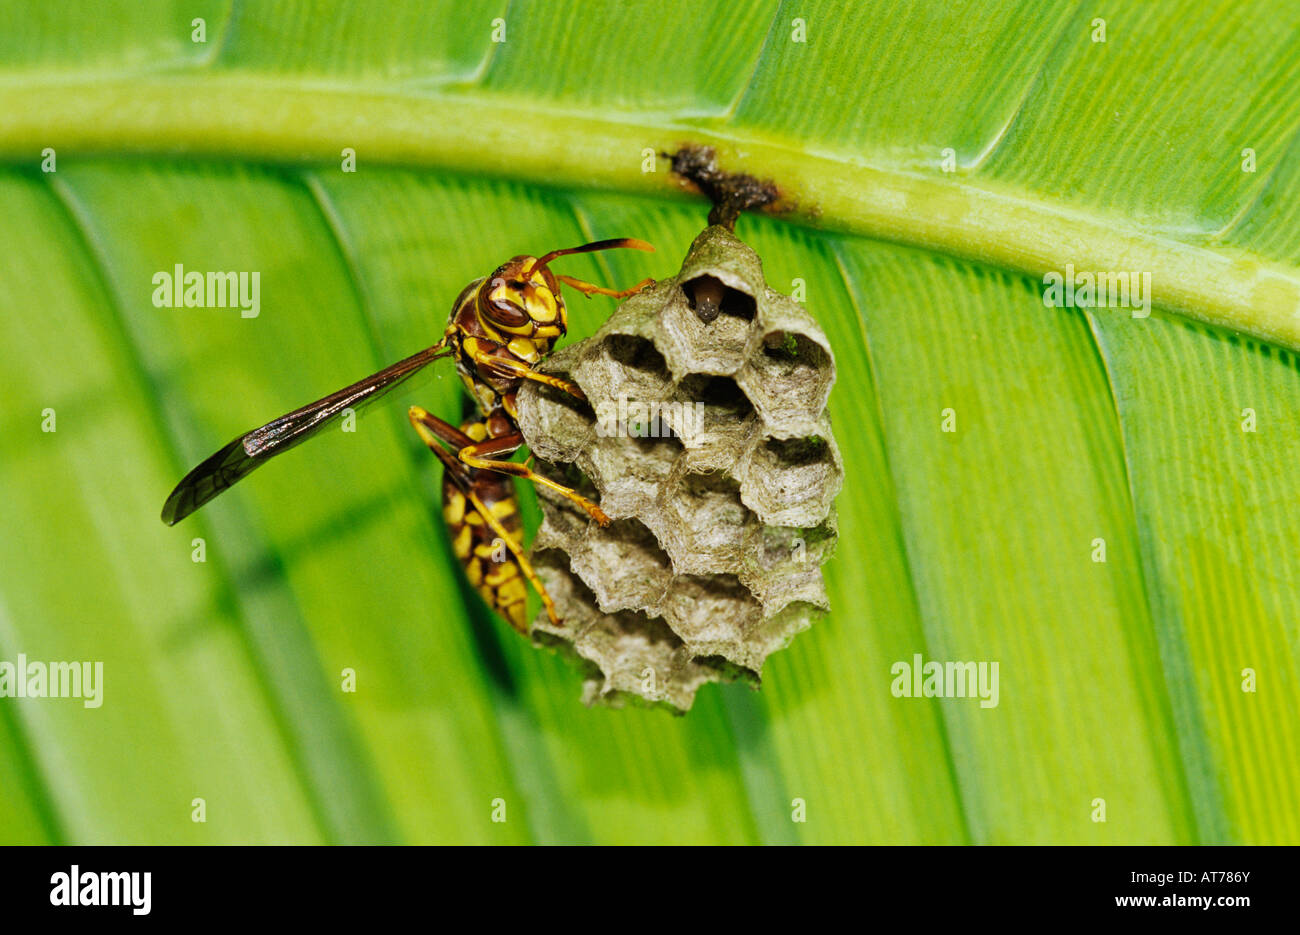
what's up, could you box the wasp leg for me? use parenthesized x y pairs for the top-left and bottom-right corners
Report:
(464, 348), (589, 402)
(408, 407), (609, 526)
(413, 406), (608, 527)
(408, 406), (476, 454)
(407, 407), (563, 629)
(456, 431), (611, 527)
(555, 274), (654, 300)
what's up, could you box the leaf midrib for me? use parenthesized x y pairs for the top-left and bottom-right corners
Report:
(2, 74), (1299, 352)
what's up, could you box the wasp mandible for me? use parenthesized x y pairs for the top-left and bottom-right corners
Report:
(161, 238), (655, 632)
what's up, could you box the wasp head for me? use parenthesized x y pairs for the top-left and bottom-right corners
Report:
(478, 256), (566, 340)
(474, 239), (654, 343)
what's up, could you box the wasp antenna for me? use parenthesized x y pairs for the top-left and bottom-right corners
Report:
(526, 238), (655, 278)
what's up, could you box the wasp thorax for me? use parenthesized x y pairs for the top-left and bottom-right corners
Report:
(517, 225), (840, 712)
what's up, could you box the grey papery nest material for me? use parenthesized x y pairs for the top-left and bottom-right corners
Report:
(517, 225), (841, 711)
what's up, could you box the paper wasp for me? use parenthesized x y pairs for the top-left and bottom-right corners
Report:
(162, 238), (655, 633)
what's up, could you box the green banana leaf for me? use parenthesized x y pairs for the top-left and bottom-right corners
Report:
(1, 0), (1297, 845)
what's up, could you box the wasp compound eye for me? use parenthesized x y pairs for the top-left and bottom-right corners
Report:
(516, 224), (840, 711)
(483, 278), (531, 328)
(488, 299), (531, 328)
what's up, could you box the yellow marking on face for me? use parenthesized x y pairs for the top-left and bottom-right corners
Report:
(529, 285), (558, 324)
(465, 510), (483, 526)
(487, 279), (513, 304)
(489, 499), (516, 520)
(487, 270), (560, 331)
(473, 542), (497, 559)
(462, 336), (482, 358)
(452, 524), (472, 559)
(466, 560), (483, 586)
(495, 315), (539, 337)
(507, 336), (541, 363)
(443, 492), (466, 526)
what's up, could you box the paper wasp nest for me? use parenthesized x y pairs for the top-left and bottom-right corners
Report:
(517, 226), (841, 711)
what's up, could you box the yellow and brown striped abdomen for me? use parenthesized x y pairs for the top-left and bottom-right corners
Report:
(441, 470), (529, 633)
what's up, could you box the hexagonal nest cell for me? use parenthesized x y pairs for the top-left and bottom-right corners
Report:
(518, 225), (842, 711)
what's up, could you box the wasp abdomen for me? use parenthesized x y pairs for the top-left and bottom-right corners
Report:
(442, 472), (528, 633)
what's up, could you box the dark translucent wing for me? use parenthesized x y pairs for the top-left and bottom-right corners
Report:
(161, 344), (451, 525)
(160, 437), (260, 526)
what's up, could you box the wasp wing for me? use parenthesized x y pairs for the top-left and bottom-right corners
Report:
(161, 344), (452, 525)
